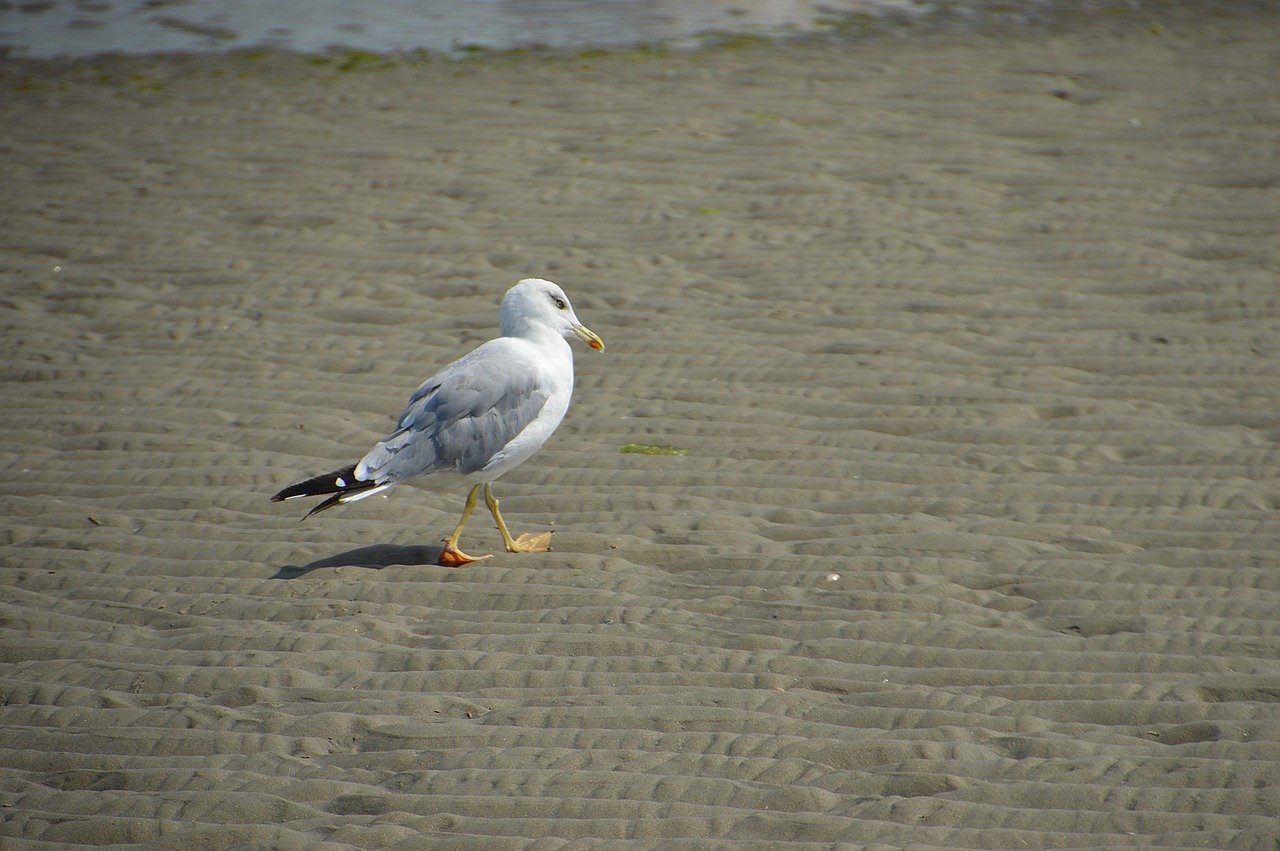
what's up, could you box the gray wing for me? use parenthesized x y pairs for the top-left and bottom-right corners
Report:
(356, 343), (550, 483)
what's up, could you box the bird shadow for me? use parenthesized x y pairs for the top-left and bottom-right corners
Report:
(271, 543), (444, 579)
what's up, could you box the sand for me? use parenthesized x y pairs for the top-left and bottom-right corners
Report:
(2, 5), (1279, 848)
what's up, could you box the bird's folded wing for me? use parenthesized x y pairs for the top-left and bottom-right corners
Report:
(356, 344), (550, 482)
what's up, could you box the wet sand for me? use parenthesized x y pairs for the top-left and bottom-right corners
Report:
(2, 6), (1279, 847)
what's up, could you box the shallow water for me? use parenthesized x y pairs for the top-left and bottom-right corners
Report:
(2, 0), (1043, 58)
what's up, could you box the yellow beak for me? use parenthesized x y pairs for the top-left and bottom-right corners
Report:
(574, 324), (604, 352)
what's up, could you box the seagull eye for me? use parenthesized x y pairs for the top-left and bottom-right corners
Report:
(552, 296), (567, 310)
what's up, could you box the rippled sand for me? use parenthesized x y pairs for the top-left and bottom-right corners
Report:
(3, 7), (1279, 847)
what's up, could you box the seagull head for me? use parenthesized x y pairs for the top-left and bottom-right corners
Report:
(501, 278), (604, 351)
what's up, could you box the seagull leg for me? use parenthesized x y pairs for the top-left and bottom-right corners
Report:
(484, 483), (554, 554)
(438, 484), (493, 567)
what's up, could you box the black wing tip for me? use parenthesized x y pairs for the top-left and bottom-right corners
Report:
(269, 464), (363, 503)
(303, 492), (345, 518)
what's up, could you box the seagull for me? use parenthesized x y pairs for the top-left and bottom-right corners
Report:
(271, 278), (604, 566)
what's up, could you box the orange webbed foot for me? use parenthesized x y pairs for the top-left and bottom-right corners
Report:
(437, 543), (493, 567)
(507, 531), (554, 554)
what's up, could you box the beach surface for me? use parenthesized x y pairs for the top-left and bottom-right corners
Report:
(3, 6), (1279, 847)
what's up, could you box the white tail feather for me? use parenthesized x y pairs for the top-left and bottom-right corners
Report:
(338, 483), (396, 503)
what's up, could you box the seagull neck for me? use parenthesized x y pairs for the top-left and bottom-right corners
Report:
(504, 324), (569, 353)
